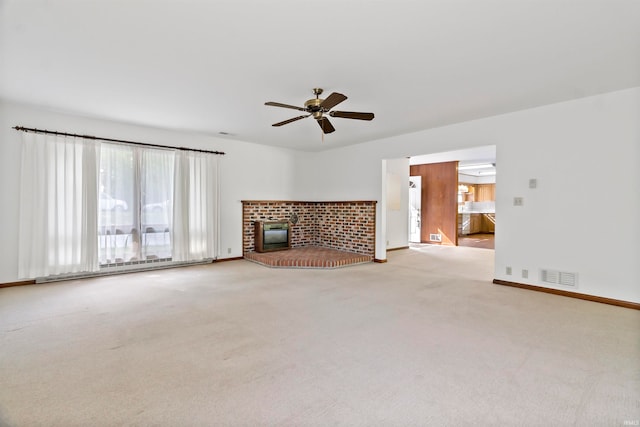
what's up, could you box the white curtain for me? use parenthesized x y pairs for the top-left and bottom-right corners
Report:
(18, 132), (100, 278)
(172, 150), (219, 262)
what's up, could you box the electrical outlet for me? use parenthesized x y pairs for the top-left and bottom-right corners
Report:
(529, 179), (537, 189)
(506, 266), (512, 275)
(522, 269), (528, 279)
(513, 197), (524, 206)
(227, 248), (231, 254)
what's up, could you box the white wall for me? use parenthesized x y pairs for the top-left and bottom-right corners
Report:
(385, 158), (410, 249)
(293, 143), (392, 259)
(0, 100), (297, 283)
(295, 87), (640, 303)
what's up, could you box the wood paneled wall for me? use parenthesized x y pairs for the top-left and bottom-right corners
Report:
(410, 161), (458, 245)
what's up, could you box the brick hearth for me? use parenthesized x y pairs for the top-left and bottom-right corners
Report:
(244, 246), (371, 269)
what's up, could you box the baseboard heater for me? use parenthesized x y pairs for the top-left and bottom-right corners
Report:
(35, 258), (214, 283)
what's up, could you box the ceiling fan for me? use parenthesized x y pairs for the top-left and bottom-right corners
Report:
(265, 88), (374, 134)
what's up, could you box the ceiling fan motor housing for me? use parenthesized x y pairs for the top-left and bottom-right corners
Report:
(304, 98), (324, 119)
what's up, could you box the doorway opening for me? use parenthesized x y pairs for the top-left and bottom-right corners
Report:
(407, 146), (496, 250)
(457, 162), (496, 249)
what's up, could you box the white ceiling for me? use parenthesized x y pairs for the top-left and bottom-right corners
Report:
(1, 0), (639, 152)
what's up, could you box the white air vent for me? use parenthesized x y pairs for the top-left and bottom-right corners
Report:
(540, 269), (578, 287)
(429, 233), (442, 242)
(541, 269), (559, 284)
(558, 272), (578, 287)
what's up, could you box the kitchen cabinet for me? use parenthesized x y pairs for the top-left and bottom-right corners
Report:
(459, 213), (482, 235)
(459, 183), (495, 203)
(481, 213), (495, 233)
(470, 214), (481, 234)
(475, 184), (495, 202)
(459, 213), (469, 235)
(459, 212), (495, 235)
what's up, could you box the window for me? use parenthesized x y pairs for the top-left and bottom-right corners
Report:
(98, 144), (174, 265)
(18, 131), (220, 279)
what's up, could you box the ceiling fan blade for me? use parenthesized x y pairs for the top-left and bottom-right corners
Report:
(317, 117), (335, 134)
(329, 111), (375, 121)
(272, 115), (310, 127)
(319, 92), (347, 110)
(265, 101), (307, 112)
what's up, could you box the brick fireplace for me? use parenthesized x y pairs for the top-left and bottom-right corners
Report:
(242, 200), (376, 258)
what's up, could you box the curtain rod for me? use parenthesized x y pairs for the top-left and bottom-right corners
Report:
(12, 126), (225, 155)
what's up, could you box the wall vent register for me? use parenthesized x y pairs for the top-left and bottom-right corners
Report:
(540, 269), (578, 287)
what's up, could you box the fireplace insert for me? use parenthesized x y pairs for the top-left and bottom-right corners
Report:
(254, 221), (291, 252)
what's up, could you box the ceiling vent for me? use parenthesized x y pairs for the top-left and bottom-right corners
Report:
(540, 269), (578, 287)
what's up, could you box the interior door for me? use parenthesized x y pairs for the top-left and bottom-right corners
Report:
(409, 176), (421, 242)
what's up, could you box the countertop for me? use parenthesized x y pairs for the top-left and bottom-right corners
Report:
(458, 210), (495, 214)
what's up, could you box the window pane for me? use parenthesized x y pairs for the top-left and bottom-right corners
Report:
(99, 145), (135, 264)
(98, 144), (174, 265)
(141, 149), (174, 260)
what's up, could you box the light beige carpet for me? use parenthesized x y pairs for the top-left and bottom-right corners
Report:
(1, 245), (638, 426)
